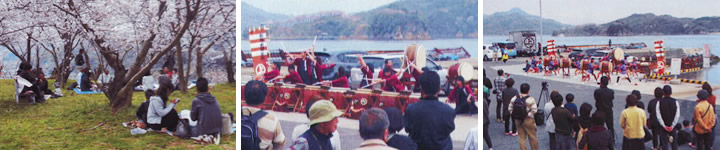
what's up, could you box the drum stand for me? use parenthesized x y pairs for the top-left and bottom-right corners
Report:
(537, 85), (550, 108)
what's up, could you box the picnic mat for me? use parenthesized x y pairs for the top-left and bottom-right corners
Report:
(74, 88), (103, 94)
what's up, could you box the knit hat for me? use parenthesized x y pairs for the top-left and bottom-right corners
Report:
(418, 71), (440, 95)
(697, 90), (710, 100)
(308, 100), (343, 125)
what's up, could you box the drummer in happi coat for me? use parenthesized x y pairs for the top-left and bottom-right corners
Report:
(321, 66), (349, 88)
(273, 64), (304, 84)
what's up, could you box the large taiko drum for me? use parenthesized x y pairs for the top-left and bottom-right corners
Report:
(581, 59), (590, 70)
(273, 83), (301, 111)
(449, 62), (474, 82)
(375, 91), (401, 109)
(600, 61), (613, 73)
(298, 85), (330, 113)
(612, 48), (625, 61)
(405, 44), (426, 69)
(328, 87), (351, 110)
(560, 58), (571, 68)
(348, 89), (378, 119)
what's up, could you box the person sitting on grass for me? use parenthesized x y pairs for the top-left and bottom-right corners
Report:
(17, 62), (45, 103)
(189, 77), (223, 144)
(147, 76), (181, 133)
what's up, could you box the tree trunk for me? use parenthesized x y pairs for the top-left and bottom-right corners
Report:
(196, 49), (203, 79)
(175, 43), (188, 92)
(225, 57), (234, 83)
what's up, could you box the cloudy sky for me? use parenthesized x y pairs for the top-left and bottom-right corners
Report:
(483, 0), (720, 25)
(243, 0), (396, 16)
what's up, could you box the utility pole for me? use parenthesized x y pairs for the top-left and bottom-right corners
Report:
(539, 0), (543, 57)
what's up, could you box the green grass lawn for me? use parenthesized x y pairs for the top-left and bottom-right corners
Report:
(0, 79), (236, 149)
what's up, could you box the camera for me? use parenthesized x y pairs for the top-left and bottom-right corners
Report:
(541, 81), (548, 89)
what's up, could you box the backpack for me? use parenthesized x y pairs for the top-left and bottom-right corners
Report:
(511, 96), (530, 121)
(135, 101), (150, 123)
(241, 109), (268, 150)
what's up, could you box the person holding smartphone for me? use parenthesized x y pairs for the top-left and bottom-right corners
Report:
(147, 76), (181, 132)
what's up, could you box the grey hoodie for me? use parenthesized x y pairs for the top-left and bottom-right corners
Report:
(191, 92), (223, 137)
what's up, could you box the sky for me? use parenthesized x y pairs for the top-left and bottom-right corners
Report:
(483, 0), (720, 25)
(243, 0), (397, 16)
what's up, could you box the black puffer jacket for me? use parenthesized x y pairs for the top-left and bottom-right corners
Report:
(593, 87), (615, 112)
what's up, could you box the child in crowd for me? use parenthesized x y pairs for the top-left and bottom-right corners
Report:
(677, 120), (695, 148)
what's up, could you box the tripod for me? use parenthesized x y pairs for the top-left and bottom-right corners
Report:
(538, 85), (550, 107)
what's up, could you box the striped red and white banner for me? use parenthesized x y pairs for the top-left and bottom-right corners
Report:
(249, 25), (270, 75)
(547, 40), (556, 56)
(654, 40), (665, 73)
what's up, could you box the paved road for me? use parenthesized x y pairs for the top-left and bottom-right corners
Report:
(483, 60), (719, 150)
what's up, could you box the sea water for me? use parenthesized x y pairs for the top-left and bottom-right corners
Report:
(241, 38), (480, 57)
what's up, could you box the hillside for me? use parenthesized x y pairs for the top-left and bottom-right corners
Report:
(554, 13), (720, 36)
(483, 8), (571, 35)
(240, 2), (290, 37)
(241, 0), (478, 40)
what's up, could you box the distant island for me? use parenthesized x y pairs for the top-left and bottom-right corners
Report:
(241, 0), (478, 40)
(484, 8), (720, 36)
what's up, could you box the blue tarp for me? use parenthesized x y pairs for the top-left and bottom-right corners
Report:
(74, 88), (103, 94)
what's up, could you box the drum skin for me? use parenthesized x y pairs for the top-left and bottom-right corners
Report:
(600, 61), (613, 73)
(449, 62), (474, 82)
(405, 44), (426, 69)
(581, 59), (590, 70)
(560, 58), (571, 68)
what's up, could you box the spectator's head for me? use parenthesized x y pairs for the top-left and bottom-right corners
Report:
(197, 77), (209, 93)
(104, 68), (110, 74)
(497, 69), (504, 76)
(580, 103), (592, 117)
(600, 76), (609, 87)
(626, 94), (638, 107)
(505, 78), (515, 87)
(683, 120), (690, 128)
(338, 66), (346, 77)
(144, 90), (155, 100)
(592, 111), (606, 126)
(383, 107), (403, 133)
(520, 83), (530, 94)
(418, 71), (440, 96)
(631, 90), (641, 100)
(163, 67), (169, 72)
(697, 89), (710, 101)
(551, 90), (563, 107)
(566, 93), (575, 103)
(19, 62), (32, 71)
(663, 85), (673, 97)
(359, 108), (390, 141)
(384, 59), (393, 69)
(304, 95), (324, 118)
(156, 76), (174, 103)
(654, 87), (664, 99)
(703, 82), (713, 96)
(309, 100), (343, 135)
(243, 80), (268, 106)
(456, 76), (465, 86)
(172, 68), (177, 73)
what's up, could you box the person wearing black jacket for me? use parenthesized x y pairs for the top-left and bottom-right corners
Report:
(551, 91), (575, 150)
(657, 85), (680, 150)
(579, 112), (614, 150)
(593, 76), (615, 144)
(404, 71), (455, 150)
(502, 78), (519, 135)
(647, 87), (664, 149)
(17, 62), (45, 103)
(384, 107), (418, 150)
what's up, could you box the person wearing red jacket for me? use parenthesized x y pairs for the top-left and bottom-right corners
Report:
(274, 64), (303, 84)
(449, 76), (477, 114)
(314, 58), (336, 82)
(321, 66), (349, 88)
(357, 54), (374, 89)
(262, 63), (281, 82)
(377, 67), (404, 92)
